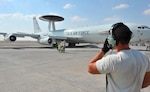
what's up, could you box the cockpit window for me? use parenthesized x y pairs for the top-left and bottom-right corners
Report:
(138, 25), (150, 29)
(138, 27), (144, 29)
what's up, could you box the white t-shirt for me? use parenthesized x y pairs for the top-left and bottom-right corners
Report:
(96, 49), (150, 92)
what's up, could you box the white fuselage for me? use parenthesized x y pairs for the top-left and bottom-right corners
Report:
(46, 23), (150, 44)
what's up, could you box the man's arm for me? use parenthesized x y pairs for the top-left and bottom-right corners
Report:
(142, 71), (150, 88)
(88, 38), (110, 74)
(88, 50), (105, 74)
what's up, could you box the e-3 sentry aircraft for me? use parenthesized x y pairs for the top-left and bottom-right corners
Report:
(0, 15), (150, 47)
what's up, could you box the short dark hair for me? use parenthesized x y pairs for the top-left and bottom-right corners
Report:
(112, 22), (132, 45)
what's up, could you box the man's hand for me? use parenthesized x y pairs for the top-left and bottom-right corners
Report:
(102, 38), (111, 54)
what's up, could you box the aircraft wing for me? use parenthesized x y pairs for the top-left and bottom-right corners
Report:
(0, 32), (40, 38)
(0, 31), (82, 40)
(19, 34), (83, 44)
(0, 32), (7, 35)
(0, 32), (41, 42)
(13, 33), (40, 38)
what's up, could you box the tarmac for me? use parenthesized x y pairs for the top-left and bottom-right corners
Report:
(0, 41), (149, 92)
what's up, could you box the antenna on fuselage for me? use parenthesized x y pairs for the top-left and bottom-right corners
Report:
(39, 15), (64, 31)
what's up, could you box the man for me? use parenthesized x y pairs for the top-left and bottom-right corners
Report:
(88, 22), (150, 92)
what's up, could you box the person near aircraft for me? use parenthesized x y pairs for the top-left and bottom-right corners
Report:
(88, 22), (150, 92)
(145, 40), (150, 51)
(57, 40), (66, 53)
(61, 40), (66, 53)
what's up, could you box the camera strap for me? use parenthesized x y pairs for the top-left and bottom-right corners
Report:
(106, 74), (108, 92)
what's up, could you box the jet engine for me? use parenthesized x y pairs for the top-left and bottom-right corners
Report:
(38, 37), (53, 45)
(4, 34), (17, 42)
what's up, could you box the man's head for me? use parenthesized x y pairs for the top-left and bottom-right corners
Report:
(111, 22), (132, 46)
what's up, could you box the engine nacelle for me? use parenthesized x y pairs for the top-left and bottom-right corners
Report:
(4, 34), (17, 42)
(38, 37), (53, 45)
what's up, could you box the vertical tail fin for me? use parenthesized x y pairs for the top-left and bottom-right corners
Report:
(33, 17), (42, 33)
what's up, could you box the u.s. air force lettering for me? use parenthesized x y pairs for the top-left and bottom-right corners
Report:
(67, 31), (89, 35)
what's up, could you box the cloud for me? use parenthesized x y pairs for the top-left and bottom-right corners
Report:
(143, 9), (150, 15)
(0, 0), (13, 6)
(0, 12), (38, 20)
(71, 16), (87, 22)
(0, 12), (40, 33)
(0, 0), (13, 4)
(112, 4), (129, 10)
(0, 0), (13, 2)
(104, 16), (120, 21)
(48, 13), (60, 16)
(63, 3), (72, 9)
